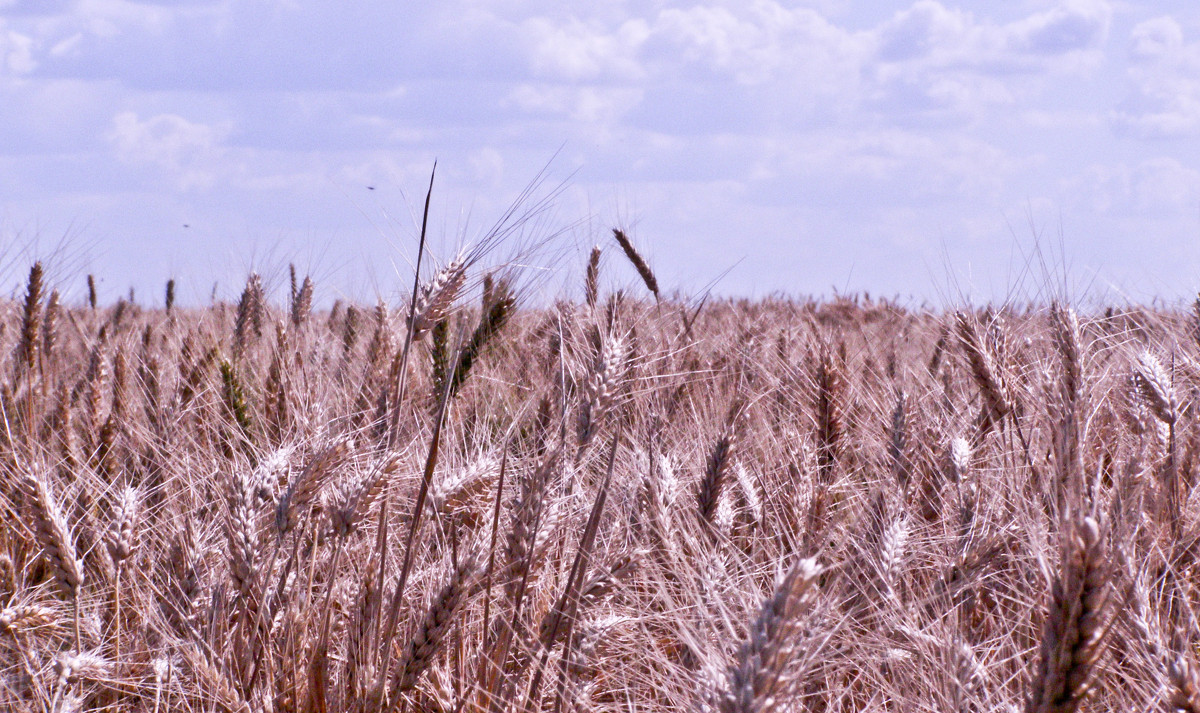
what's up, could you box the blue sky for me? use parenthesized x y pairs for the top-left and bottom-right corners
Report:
(1, 0), (1199, 306)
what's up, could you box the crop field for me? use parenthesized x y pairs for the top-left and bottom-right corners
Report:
(1, 238), (1198, 712)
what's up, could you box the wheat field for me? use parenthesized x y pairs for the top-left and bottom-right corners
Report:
(0, 238), (1197, 712)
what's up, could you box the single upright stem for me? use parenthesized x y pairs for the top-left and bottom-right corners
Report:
(113, 566), (123, 661)
(387, 162), (437, 449)
(375, 393), (449, 712)
(74, 595), (81, 651)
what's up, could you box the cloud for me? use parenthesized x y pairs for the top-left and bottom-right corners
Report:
(523, 15), (649, 82)
(1067, 157), (1200, 215)
(0, 21), (37, 76)
(867, 0), (1110, 123)
(1007, 0), (1111, 55)
(1112, 16), (1200, 138)
(874, 0), (1109, 67)
(107, 111), (229, 189)
(646, 2), (867, 88)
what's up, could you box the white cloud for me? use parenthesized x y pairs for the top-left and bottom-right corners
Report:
(766, 129), (1022, 205)
(505, 84), (644, 124)
(469, 147), (505, 187)
(867, 0), (1110, 123)
(1, 22), (37, 76)
(1067, 157), (1200, 215)
(524, 16), (649, 81)
(1130, 157), (1200, 213)
(648, 2), (867, 88)
(107, 111), (229, 190)
(1113, 15), (1200, 138)
(1006, 0), (1111, 56)
(874, 0), (1109, 67)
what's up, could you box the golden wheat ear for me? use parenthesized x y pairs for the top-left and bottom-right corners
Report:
(1026, 515), (1116, 713)
(722, 558), (823, 713)
(1169, 656), (1200, 713)
(612, 228), (660, 300)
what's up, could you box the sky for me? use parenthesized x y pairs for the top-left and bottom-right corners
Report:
(1, 0), (1199, 307)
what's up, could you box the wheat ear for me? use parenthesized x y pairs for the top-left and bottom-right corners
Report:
(0, 604), (57, 635)
(1026, 516), (1115, 713)
(14, 261), (44, 380)
(584, 245), (601, 309)
(697, 408), (741, 528)
(814, 345), (843, 482)
(956, 311), (1011, 427)
(721, 558), (823, 713)
(292, 273), (314, 328)
(612, 229), (660, 299)
(1133, 351), (1177, 425)
(106, 486), (139, 662)
(1051, 305), (1085, 507)
(409, 254), (468, 341)
(503, 452), (560, 597)
(577, 334), (626, 451)
(224, 468), (260, 614)
(1133, 350), (1180, 525)
(391, 553), (479, 698)
(25, 471), (85, 648)
(1170, 656), (1200, 713)
(330, 454), (401, 538)
(276, 439), (349, 537)
(889, 390), (910, 490)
